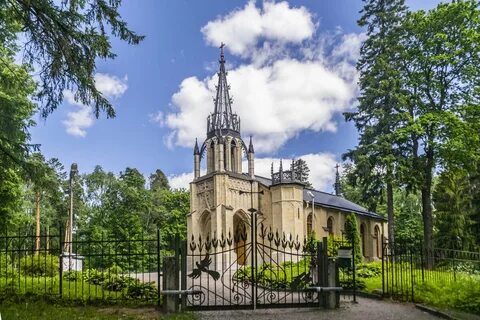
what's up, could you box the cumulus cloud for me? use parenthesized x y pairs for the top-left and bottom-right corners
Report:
(169, 152), (337, 191)
(201, 1), (314, 57)
(160, 1), (364, 153)
(63, 73), (128, 137)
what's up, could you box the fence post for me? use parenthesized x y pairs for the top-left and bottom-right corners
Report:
(381, 236), (385, 298)
(59, 225), (63, 298)
(453, 250), (456, 282)
(163, 256), (179, 312)
(410, 247), (414, 302)
(180, 239), (187, 311)
(156, 229), (161, 307)
(352, 233), (356, 303)
(420, 242), (425, 283)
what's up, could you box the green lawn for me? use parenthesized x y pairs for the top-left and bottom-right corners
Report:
(0, 302), (196, 320)
(0, 276), (158, 305)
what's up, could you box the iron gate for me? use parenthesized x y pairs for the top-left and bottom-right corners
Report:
(181, 220), (330, 310)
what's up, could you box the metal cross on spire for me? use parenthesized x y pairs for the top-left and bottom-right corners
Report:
(206, 42), (240, 138)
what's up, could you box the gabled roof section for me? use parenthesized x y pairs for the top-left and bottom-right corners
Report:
(254, 175), (385, 220)
(207, 43), (240, 139)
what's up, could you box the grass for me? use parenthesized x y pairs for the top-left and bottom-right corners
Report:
(0, 276), (158, 306)
(0, 301), (196, 320)
(358, 262), (480, 314)
(1, 276), (124, 301)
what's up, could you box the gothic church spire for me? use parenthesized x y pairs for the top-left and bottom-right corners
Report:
(207, 43), (240, 139)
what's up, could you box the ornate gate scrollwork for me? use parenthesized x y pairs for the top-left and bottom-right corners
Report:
(183, 222), (323, 310)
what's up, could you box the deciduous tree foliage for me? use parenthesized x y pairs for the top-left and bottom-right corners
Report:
(397, 0), (480, 252)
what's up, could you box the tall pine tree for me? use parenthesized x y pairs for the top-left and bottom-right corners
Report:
(344, 0), (407, 244)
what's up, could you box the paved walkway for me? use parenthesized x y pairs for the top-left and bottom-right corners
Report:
(196, 297), (441, 320)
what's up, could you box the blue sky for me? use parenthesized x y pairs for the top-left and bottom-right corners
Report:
(30, 0), (443, 191)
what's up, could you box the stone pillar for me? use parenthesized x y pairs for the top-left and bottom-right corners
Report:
(327, 259), (339, 309)
(219, 142), (225, 172)
(212, 138), (218, 172)
(194, 154), (200, 179)
(236, 143), (242, 173)
(225, 138), (232, 171)
(206, 141), (213, 174)
(248, 152), (254, 178)
(163, 257), (179, 312)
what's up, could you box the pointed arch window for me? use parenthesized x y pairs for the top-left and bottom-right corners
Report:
(327, 217), (334, 236)
(360, 223), (366, 257)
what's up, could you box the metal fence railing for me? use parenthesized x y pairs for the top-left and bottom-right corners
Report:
(0, 228), (164, 305)
(382, 241), (480, 301)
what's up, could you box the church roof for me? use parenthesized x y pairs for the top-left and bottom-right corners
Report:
(254, 175), (385, 221)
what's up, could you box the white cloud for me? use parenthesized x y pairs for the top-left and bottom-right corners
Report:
(161, 1), (364, 153)
(164, 51), (357, 153)
(62, 73), (128, 137)
(62, 91), (94, 137)
(201, 1), (314, 57)
(168, 152), (337, 191)
(94, 73), (128, 99)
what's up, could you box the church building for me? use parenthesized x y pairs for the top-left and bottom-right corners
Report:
(187, 47), (387, 262)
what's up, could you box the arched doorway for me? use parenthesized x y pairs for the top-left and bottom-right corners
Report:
(374, 225), (381, 258)
(233, 213), (247, 265)
(327, 217), (334, 236)
(360, 223), (366, 257)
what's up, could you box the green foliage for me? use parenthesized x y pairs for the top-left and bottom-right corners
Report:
(294, 159), (312, 187)
(356, 262), (382, 278)
(19, 254), (59, 277)
(327, 235), (351, 257)
(149, 169), (170, 191)
(1, 0), (144, 118)
(433, 169), (475, 250)
(345, 213), (362, 264)
(416, 278), (480, 314)
(125, 281), (157, 300)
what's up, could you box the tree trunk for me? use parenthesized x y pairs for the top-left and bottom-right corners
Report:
(35, 191), (41, 254)
(422, 145), (434, 268)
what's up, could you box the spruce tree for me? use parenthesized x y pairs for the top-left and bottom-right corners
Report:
(344, 0), (407, 244)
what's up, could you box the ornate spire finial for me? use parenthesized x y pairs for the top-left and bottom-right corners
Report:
(248, 136), (254, 153)
(193, 138), (200, 155)
(271, 162), (274, 177)
(220, 42), (225, 62)
(279, 159), (283, 172)
(334, 163), (342, 196)
(206, 43), (240, 138)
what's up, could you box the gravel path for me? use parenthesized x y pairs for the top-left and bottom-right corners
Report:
(196, 297), (440, 320)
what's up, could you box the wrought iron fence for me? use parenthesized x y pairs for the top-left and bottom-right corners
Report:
(382, 241), (480, 301)
(0, 228), (163, 305)
(328, 237), (357, 303)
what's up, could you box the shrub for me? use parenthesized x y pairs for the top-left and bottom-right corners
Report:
(63, 270), (82, 281)
(126, 281), (157, 300)
(0, 253), (12, 268)
(101, 275), (132, 292)
(82, 268), (107, 285)
(19, 254), (59, 277)
(357, 262), (382, 278)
